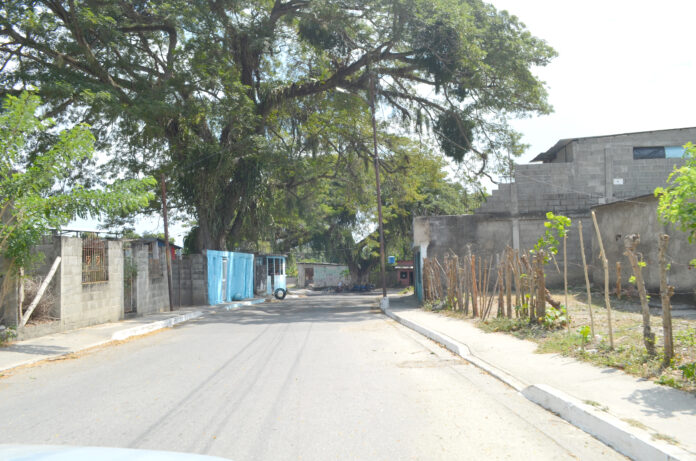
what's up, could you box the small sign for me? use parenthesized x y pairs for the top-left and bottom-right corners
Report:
(613, 178), (624, 185)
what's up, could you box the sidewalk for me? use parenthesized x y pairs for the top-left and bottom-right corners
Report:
(0, 308), (205, 373)
(386, 295), (696, 461)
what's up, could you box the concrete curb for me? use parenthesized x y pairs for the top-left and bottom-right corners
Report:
(0, 311), (205, 374)
(111, 311), (204, 341)
(218, 298), (266, 311)
(380, 301), (693, 461)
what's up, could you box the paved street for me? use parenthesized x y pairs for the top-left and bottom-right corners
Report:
(0, 295), (624, 460)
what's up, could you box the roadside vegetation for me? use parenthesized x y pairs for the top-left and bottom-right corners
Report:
(429, 289), (696, 392)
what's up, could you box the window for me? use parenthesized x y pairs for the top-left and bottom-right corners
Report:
(633, 147), (665, 159)
(82, 236), (108, 283)
(268, 257), (285, 276)
(633, 146), (685, 159)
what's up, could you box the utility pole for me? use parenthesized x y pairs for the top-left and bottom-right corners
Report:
(368, 67), (387, 299)
(161, 174), (174, 311)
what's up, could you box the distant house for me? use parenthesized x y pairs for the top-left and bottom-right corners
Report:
(297, 262), (349, 288)
(395, 260), (414, 286)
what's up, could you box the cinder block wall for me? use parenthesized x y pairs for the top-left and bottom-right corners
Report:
(477, 128), (695, 217)
(59, 237), (123, 330)
(414, 212), (595, 289)
(134, 243), (170, 314)
(592, 196), (696, 301)
(171, 253), (208, 306)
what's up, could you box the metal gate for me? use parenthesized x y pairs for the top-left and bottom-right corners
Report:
(123, 243), (137, 315)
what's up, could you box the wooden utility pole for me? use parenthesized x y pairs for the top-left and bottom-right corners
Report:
(161, 174), (174, 312)
(368, 68), (387, 299)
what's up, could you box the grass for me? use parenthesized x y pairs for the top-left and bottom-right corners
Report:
(425, 287), (696, 393)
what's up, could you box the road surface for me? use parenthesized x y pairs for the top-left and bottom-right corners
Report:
(0, 295), (624, 460)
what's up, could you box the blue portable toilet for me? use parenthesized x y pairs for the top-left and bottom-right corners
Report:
(206, 250), (254, 305)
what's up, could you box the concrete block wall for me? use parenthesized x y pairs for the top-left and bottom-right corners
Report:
(591, 196), (696, 301)
(133, 243), (170, 315)
(414, 212), (595, 289)
(476, 128), (695, 217)
(171, 253), (208, 306)
(59, 237), (123, 330)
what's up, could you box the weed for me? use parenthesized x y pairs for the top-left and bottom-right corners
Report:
(652, 433), (679, 445)
(0, 326), (16, 346)
(583, 400), (609, 412)
(678, 363), (696, 381)
(622, 418), (649, 431)
(658, 375), (683, 389)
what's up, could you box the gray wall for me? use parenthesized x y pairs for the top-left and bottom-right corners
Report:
(171, 254), (208, 307)
(414, 213), (594, 288)
(59, 237), (124, 330)
(591, 196), (696, 301)
(133, 242), (170, 315)
(477, 128), (696, 216)
(297, 263), (350, 288)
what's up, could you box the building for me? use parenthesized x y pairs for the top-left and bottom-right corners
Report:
(297, 262), (349, 288)
(414, 127), (696, 298)
(395, 260), (414, 286)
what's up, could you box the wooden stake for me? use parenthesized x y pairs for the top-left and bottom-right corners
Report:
(498, 263), (505, 317)
(563, 232), (569, 325)
(616, 261), (622, 300)
(471, 254), (479, 317)
(20, 257), (61, 328)
(505, 248), (512, 318)
(591, 211), (614, 349)
(578, 221), (595, 337)
(658, 234), (674, 367)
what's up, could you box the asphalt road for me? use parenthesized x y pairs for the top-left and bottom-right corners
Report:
(0, 295), (624, 460)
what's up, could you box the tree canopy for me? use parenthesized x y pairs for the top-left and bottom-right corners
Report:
(1, 0), (555, 251)
(655, 143), (696, 266)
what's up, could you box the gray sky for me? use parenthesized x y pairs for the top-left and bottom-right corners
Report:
(490, 0), (696, 164)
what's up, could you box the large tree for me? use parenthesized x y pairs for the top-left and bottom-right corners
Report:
(1, 0), (555, 250)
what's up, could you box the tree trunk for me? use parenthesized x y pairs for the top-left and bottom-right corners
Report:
(658, 234), (674, 366)
(471, 254), (479, 318)
(623, 234), (655, 356)
(535, 252), (546, 322)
